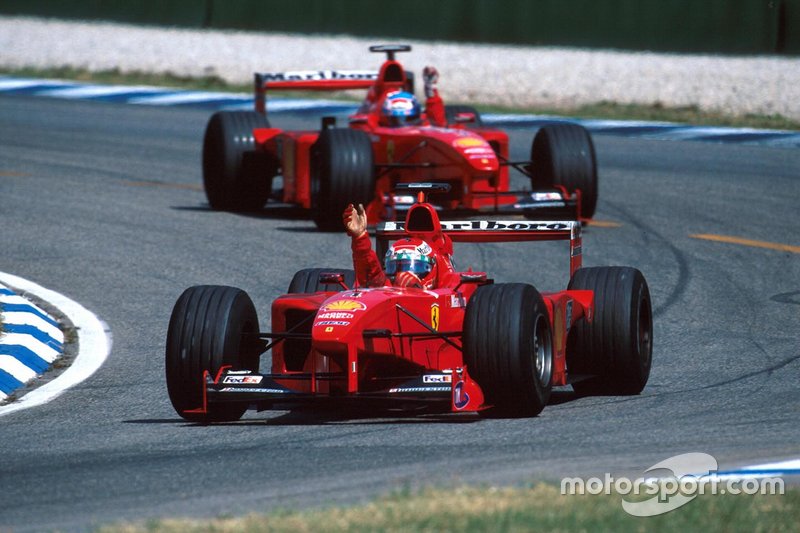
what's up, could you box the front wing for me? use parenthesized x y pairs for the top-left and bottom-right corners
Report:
(186, 366), (486, 415)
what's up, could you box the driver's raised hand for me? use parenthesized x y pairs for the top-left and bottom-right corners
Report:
(343, 203), (367, 238)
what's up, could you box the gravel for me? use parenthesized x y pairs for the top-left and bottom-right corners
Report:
(2, 15), (799, 120)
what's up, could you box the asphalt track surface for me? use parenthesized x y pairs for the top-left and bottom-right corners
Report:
(0, 95), (798, 532)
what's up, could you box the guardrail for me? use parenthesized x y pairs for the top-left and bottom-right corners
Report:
(1, 0), (798, 54)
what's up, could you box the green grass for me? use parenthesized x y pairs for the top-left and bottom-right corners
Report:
(2, 66), (798, 131)
(97, 483), (799, 533)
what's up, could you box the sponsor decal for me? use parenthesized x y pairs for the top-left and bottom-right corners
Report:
(220, 387), (287, 393)
(317, 312), (354, 320)
(423, 374), (452, 383)
(464, 147), (495, 155)
(325, 326), (334, 332)
(431, 303), (440, 331)
(532, 192), (564, 201)
(386, 139), (394, 163)
(223, 375), (263, 384)
(321, 299), (367, 312)
(389, 386), (451, 393)
(450, 294), (465, 308)
(225, 370), (253, 375)
(380, 220), (575, 232)
(315, 321), (350, 327)
(453, 137), (487, 148)
(391, 194), (416, 205)
(261, 70), (378, 82)
(417, 242), (432, 255)
(453, 381), (470, 410)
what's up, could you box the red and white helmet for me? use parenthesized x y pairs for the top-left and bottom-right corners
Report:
(381, 90), (421, 126)
(384, 238), (437, 288)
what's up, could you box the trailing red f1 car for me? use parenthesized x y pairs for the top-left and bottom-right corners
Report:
(202, 44), (598, 230)
(166, 185), (651, 422)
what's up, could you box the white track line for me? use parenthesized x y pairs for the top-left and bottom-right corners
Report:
(0, 272), (112, 418)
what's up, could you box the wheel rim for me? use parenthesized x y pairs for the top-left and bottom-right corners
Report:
(533, 315), (553, 385)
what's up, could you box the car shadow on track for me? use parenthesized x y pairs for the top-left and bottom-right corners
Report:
(124, 390), (583, 427)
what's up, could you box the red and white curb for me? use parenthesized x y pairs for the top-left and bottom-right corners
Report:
(0, 272), (112, 417)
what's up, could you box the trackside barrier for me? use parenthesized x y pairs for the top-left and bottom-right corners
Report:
(1, 0), (798, 55)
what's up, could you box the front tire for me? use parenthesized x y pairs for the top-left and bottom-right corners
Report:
(463, 283), (553, 417)
(165, 285), (261, 422)
(288, 268), (356, 293)
(530, 123), (598, 219)
(202, 111), (276, 211)
(566, 267), (653, 395)
(310, 128), (375, 231)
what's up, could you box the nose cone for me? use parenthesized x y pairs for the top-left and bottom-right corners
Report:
(312, 297), (366, 340)
(451, 136), (499, 172)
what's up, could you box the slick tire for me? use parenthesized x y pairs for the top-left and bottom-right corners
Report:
(310, 128), (375, 231)
(463, 283), (553, 417)
(566, 267), (653, 395)
(202, 111), (276, 211)
(165, 285), (261, 422)
(530, 123), (598, 219)
(445, 105), (484, 127)
(287, 268), (356, 293)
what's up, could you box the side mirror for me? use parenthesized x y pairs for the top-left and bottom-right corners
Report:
(460, 272), (487, 283)
(319, 272), (348, 290)
(453, 112), (477, 124)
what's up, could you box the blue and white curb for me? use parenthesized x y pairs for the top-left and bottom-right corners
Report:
(0, 272), (112, 417)
(0, 285), (64, 401)
(2, 76), (798, 148)
(711, 458), (800, 480)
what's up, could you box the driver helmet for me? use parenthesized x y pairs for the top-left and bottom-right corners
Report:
(384, 238), (437, 286)
(381, 90), (421, 126)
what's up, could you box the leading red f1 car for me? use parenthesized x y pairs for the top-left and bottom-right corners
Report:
(166, 184), (651, 422)
(202, 44), (598, 230)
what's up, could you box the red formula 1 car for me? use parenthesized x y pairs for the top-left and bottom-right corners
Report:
(202, 44), (598, 230)
(166, 185), (651, 422)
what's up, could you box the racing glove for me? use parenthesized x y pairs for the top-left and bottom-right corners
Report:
(394, 270), (424, 289)
(423, 66), (439, 98)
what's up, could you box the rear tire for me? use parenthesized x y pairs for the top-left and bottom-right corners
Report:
(463, 283), (553, 417)
(202, 111), (276, 211)
(566, 267), (652, 395)
(310, 128), (374, 231)
(288, 268), (356, 293)
(165, 285), (261, 422)
(530, 123), (598, 219)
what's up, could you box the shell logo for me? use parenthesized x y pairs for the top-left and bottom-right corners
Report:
(321, 299), (367, 312)
(453, 137), (487, 148)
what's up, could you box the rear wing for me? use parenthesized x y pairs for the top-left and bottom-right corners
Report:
(254, 70), (379, 113)
(377, 220), (583, 276)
